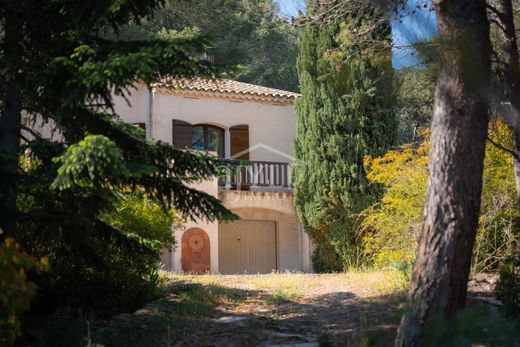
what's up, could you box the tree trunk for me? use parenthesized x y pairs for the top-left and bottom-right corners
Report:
(394, 0), (491, 346)
(512, 129), (520, 209)
(491, 0), (520, 257)
(0, 9), (23, 239)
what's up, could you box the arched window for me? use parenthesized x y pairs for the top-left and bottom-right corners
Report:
(191, 124), (224, 157)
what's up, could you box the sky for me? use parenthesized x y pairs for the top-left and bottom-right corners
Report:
(274, 0), (438, 69)
(390, 1), (438, 68)
(275, 0), (305, 18)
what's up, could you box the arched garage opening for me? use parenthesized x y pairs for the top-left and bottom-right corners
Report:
(218, 208), (304, 274)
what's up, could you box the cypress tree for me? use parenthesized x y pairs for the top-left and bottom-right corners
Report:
(293, 7), (396, 271)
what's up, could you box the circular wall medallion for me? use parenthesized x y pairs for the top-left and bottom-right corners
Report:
(181, 228), (210, 274)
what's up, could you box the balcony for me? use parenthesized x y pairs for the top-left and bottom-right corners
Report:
(219, 160), (292, 192)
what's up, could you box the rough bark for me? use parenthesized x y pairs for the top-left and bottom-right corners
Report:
(394, 0), (491, 345)
(492, 0), (520, 254)
(514, 132), (520, 239)
(0, 9), (23, 239)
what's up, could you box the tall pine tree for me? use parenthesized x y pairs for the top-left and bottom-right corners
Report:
(0, 0), (235, 314)
(293, 5), (396, 271)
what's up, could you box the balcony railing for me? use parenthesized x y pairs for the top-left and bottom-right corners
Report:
(219, 160), (291, 191)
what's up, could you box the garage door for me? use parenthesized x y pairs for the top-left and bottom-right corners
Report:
(219, 220), (276, 274)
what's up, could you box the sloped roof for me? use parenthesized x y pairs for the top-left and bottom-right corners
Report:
(151, 77), (299, 105)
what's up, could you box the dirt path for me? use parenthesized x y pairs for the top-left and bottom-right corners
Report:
(92, 272), (497, 347)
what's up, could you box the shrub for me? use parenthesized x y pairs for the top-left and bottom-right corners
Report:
(361, 134), (428, 268)
(311, 236), (343, 273)
(15, 141), (177, 317)
(422, 306), (520, 346)
(0, 237), (48, 346)
(20, 192), (173, 317)
(101, 192), (177, 249)
(496, 256), (520, 317)
(361, 122), (519, 271)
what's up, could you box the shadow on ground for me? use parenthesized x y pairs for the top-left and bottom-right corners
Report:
(92, 280), (405, 347)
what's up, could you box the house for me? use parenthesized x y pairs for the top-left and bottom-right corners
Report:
(115, 77), (314, 274)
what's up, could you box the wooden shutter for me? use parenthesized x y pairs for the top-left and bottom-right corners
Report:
(172, 119), (192, 148)
(230, 124), (249, 159)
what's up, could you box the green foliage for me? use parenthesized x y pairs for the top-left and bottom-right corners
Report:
(496, 256), (520, 317)
(293, 8), (396, 271)
(115, 0), (299, 91)
(0, 0), (236, 324)
(0, 238), (48, 346)
(52, 135), (131, 190)
(422, 307), (520, 346)
(14, 142), (177, 315)
(362, 134), (428, 267)
(311, 240), (343, 273)
(394, 67), (435, 144)
(361, 122), (519, 271)
(475, 122), (519, 272)
(102, 192), (176, 249)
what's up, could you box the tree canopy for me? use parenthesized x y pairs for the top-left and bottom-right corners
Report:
(0, 0), (235, 317)
(293, 4), (396, 271)
(114, 0), (300, 91)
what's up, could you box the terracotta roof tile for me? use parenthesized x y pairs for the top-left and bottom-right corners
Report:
(151, 77), (299, 105)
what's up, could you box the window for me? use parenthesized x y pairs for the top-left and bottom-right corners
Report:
(191, 124), (224, 157)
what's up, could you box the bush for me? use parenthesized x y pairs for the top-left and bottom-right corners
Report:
(19, 191), (173, 317)
(311, 239), (343, 273)
(422, 306), (520, 346)
(14, 141), (177, 317)
(496, 256), (520, 317)
(17, 187), (174, 317)
(101, 192), (176, 249)
(361, 122), (519, 271)
(361, 134), (428, 268)
(0, 237), (48, 346)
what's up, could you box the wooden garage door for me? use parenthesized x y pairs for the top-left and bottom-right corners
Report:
(219, 220), (276, 274)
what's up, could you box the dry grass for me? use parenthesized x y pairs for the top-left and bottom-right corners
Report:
(45, 271), (505, 346)
(91, 271), (410, 346)
(161, 269), (408, 295)
(340, 270), (410, 295)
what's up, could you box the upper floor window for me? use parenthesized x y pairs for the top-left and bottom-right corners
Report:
(191, 124), (224, 157)
(172, 120), (248, 160)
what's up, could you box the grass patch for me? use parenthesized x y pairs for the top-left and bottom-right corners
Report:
(264, 288), (301, 305)
(164, 281), (250, 315)
(93, 281), (254, 347)
(250, 272), (316, 292)
(90, 271), (410, 346)
(342, 270), (409, 295)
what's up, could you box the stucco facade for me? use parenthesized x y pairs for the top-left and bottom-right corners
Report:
(113, 83), (296, 163)
(113, 79), (312, 274)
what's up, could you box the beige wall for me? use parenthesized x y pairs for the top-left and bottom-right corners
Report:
(164, 189), (313, 273)
(32, 82), (297, 164)
(22, 113), (64, 142)
(163, 177), (220, 273)
(113, 83), (312, 273)
(113, 84), (296, 163)
(112, 83), (152, 137)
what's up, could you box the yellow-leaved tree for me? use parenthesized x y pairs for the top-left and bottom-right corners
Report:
(362, 122), (518, 271)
